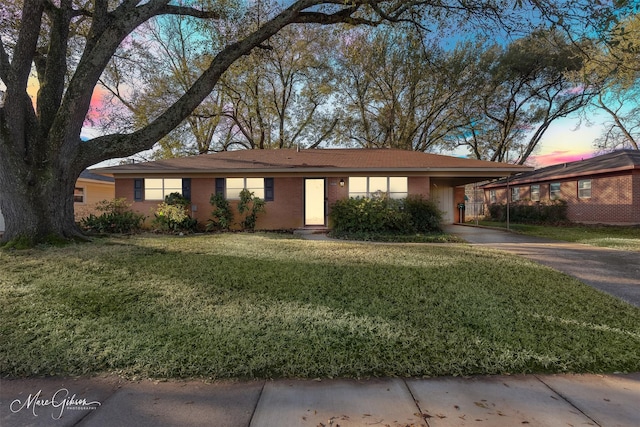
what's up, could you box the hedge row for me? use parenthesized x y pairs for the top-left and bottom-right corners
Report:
(487, 200), (568, 224)
(329, 195), (442, 234)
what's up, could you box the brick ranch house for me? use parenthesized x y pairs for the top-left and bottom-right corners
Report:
(94, 148), (530, 230)
(481, 149), (640, 224)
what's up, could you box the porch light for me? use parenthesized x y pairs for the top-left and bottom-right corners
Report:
(339, 179), (345, 187)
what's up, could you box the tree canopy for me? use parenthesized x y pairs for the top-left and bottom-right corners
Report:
(580, 12), (640, 151)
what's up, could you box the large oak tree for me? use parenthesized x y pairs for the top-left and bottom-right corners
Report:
(0, 0), (630, 244)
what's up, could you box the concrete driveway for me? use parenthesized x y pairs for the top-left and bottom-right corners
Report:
(445, 224), (640, 308)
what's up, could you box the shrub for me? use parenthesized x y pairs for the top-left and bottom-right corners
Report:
(152, 193), (198, 233)
(330, 195), (441, 235)
(208, 193), (234, 231)
(403, 195), (443, 233)
(488, 203), (505, 221)
(237, 189), (265, 231)
(164, 192), (190, 208)
(330, 197), (413, 234)
(80, 198), (145, 233)
(487, 200), (568, 224)
(152, 203), (198, 232)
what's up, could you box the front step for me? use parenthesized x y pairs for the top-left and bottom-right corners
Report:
(293, 227), (329, 235)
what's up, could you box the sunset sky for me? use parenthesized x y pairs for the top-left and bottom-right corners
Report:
(525, 116), (603, 167)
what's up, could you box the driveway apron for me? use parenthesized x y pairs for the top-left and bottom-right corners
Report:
(444, 225), (640, 308)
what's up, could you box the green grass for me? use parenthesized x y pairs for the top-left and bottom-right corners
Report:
(1, 234), (639, 380)
(473, 221), (640, 252)
(329, 230), (464, 243)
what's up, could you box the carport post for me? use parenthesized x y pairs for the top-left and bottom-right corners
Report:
(506, 175), (510, 231)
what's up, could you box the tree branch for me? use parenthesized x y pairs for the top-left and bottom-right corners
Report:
(10, 0), (44, 91)
(0, 40), (11, 83)
(159, 5), (224, 19)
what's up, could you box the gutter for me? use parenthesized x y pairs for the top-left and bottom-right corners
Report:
(92, 166), (531, 176)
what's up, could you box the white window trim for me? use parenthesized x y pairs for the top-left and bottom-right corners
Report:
(578, 179), (592, 199)
(530, 185), (540, 202)
(74, 186), (86, 204)
(549, 183), (561, 200)
(511, 187), (520, 202)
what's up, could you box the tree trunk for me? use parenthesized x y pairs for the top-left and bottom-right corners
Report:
(0, 157), (83, 244)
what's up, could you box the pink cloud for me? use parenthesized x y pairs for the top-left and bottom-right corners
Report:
(84, 86), (109, 124)
(528, 150), (595, 168)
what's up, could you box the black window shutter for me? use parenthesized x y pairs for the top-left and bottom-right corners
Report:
(134, 179), (143, 201)
(264, 178), (274, 201)
(215, 178), (225, 196)
(182, 178), (191, 201)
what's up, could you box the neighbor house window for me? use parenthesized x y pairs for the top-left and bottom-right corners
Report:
(489, 190), (496, 204)
(530, 185), (540, 202)
(511, 187), (520, 202)
(144, 178), (183, 200)
(549, 182), (561, 200)
(578, 179), (591, 199)
(74, 187), (85, 203)
(348, 177), (408, 199)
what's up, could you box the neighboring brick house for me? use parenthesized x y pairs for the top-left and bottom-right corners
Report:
(482, 150), (640, 224)
(94, 148), (529, 230)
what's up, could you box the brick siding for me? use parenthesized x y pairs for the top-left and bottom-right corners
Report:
(117, 177), (307, 230)
(483, 171), (640, 224)
(116, 175), (446, 230)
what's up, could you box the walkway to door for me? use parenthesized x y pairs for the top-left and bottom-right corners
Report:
(444, 224), (640, 307)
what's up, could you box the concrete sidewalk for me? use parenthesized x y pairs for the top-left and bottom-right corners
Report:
(444, 224), (640, 308)
(2, 373), (640, 426)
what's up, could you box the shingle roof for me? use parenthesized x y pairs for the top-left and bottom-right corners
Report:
(79, 169), (115, 183)
(483, 150), (640, 188)
(93, 148), (530, 175)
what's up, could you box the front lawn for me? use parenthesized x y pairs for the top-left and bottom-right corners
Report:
(472, 221), (640, 252)
(1, 234), (639, 380)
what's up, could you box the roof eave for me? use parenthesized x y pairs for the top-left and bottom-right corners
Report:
(482, 164), (636, 188)
(93, 166), (530, 176)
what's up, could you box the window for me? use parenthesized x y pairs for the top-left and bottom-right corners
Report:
(388, 177), (408, 199)
(74, 187), (85, 203)
(144, 178), (183, 200)
(511, 187), (520, 202)
(348, 177), (367, 198)
(348, 177), (408, 199)
(530, 185), (540, 202)
(549, 182), (561, 200)
(578, 179), (591, 199)
(489, 190), (496, 204)
(226, 177), (265, 199)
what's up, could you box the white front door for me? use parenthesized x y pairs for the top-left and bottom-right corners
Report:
(304, 179), (325, 226)
(432, 185), (454, 224)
